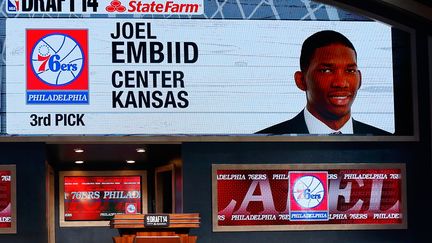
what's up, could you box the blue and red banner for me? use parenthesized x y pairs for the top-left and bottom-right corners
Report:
(26, 29), (89, 104)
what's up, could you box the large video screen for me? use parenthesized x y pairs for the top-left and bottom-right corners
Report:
(1, 1), (416, 140)
(59, 171), (147, 227)
(64, 176), (142, 221)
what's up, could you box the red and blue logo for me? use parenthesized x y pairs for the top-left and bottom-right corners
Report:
(125, 203), (137, 214)
(289, 171), (329, 221)
(7, 0), (19, 12)
(26, 29), (89, 104)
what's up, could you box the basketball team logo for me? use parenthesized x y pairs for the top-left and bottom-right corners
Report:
(288, 171), (329, 221)
(125, 203), (137, 214)
(26, 29), (89, 104)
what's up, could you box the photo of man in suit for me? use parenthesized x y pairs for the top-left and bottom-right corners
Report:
(256, 30), (390, 135)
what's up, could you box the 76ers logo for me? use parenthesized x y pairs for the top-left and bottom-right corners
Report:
(31, 33), (84, 85)
(292, 175), (325, 208)
(26, 29), (89, 104)
(125, 203), (137, 214)
(289, 171), (329, 221)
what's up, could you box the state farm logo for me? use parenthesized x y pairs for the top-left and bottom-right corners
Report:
(106, 0), (126, 12)
(105, 0), (203, 14)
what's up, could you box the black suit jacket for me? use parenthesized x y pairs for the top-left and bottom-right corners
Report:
(255, 110), (391, 135)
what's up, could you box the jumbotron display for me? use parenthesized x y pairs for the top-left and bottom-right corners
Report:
(2, 1), (415, 140)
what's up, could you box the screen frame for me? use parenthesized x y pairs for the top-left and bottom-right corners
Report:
(155, 164), (176, 213)
(0, 1), (420, 142)
(59, 170), (148, 227)
(212, 163), (408, 231)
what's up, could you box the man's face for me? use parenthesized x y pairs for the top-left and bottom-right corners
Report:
(296, 43), (362, 121)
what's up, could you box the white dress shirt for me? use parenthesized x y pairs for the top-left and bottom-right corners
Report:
(304, 108), (353, 134)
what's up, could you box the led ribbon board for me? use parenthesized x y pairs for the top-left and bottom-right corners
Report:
(0, 165), (16, 234)
(212, 163), (406, 231)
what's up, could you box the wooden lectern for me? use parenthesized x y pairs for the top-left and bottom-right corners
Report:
(110, 214), (200, 243)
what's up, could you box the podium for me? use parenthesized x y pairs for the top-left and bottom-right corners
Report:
(110, 214), (200, 243)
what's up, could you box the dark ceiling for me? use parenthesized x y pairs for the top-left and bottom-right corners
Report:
(415, 0), (432, 8)
(46, 143), (181, 168)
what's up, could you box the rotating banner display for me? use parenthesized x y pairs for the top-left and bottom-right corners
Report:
(5, 18), (394, 135)
(212, 163), (406, 231)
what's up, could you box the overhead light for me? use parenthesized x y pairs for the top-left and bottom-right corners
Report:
(126, 160), (136, 164)
(74, 160), (84, 164)
(74, 148), (84, 153)
(136, 148), (146, 153)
